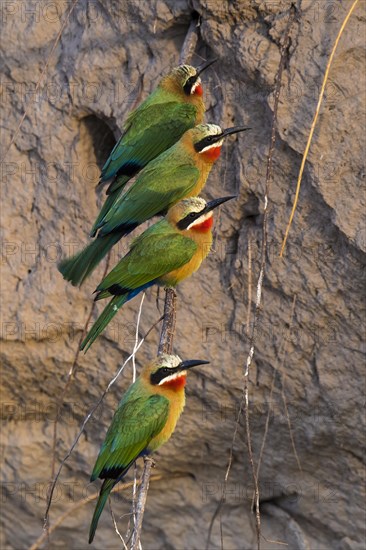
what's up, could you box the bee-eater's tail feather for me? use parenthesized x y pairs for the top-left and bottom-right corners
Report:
(80, 295), (128, 352)
(88, 478), (115, 544)
(106, 173), (133, 195)
(94, 288), (113, 300)
(90, 191), (122, 237)
(58, 233), (121, 287)
(81, 282), (155, 351)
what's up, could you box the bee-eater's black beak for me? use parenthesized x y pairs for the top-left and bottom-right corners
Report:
(204, 196), (237, 213)
(176, 196), (236, 230)
(200, 126), (250, 147)
(221, 126), (251, 138)
(179, 359), (210, 371)
(196, 58), (217, 77)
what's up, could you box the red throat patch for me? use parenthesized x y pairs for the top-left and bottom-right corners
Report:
(161, 374), (187, 391)
(194, 83), (203, 96)
(201, 146), (222, 162)
(191, 215), (213, 232)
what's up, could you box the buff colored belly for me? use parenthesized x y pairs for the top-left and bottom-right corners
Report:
(148, 392), (186, 451)
(159, 244), (211, 287)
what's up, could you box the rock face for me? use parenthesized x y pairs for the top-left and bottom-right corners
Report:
(1, 1), (365, 549)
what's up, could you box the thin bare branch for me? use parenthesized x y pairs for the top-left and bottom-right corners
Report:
(43, 304), (162, 530)
(252, 295), (298, 510)
(128, 288), (178, 549)
(178, 18), (200, 65)
(242, 8), (297, 548)
(261, 503), (310, 550)
(280, 374), (302, 472)
(206, 397), (245, 550)
(130, 457), (155, 550)
(158, 288), (177, 355)
(130, 290), (146, 541)
(209, 6), (297, 549)
(49, 252), (112, 483)
(246, 233), (253, 336)
(132, 294), (145, 382)
(109, 498), (129, 550)
(128, 17), (198, 547)
(30, 476), (163, 550)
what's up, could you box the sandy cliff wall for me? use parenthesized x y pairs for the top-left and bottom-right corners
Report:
(1, 1), (365, 548)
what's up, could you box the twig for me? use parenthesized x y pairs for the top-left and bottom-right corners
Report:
(49, 252), (112, 482)
(46, 252), (112, 538)
(130, 457), (155, 550)
(29, 476), (163, 550)
(243, 6), (296, 547)
(280, 373), (302, 472)
(242, 8), (297, 548)
(280, 0), (360, 256)
(128, 15), (199, 547)
(261, 503), (310, 550)
(205, 397), (245, 550)
(109, 498), (129, 550)
(208, 6), (297, 549)
(132, 294), (145, 382)
(43, 305), (162, 530)
(1, 0), (80, 163)
(130, 296), (146, 538)
(129, 288), (177, 550)
(246, 232), (253, 336)
(251, 295), (298, 510)
(158, 288), (177, 354)
(178, 18), (200, 65)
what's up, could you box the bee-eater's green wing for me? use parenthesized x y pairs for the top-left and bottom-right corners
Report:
(99, 163), (199, 235)
(91, 394), (169, 481)
(96, 223), (197, 295)
(101, 102), (197, 187)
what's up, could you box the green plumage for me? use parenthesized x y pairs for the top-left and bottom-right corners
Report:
(58, 233), (121, 287)
(58, 148), (200, 287)
(103, 100), (198, 188)
(92, 98), (199, 235)
(80, 221), (197, 351)
(80, 295), (128, 352)
(98, 150), (200, 235)
(88, 349), (211, 543)
(91, 393), (169, 480)
(88, 478), (115, 545)
(97, 221), (197, 293)
(89, 191), (122, 238)
(89, 386), (169, 543)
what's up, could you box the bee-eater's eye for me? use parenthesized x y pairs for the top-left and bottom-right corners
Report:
(183, 75), (196, 95)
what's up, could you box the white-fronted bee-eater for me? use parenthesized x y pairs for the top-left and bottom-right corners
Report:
(88, 353), (210, 543)
(59, 124), (249, 286)
(80, 195), (235, 351)
(91, 61), (216, 234)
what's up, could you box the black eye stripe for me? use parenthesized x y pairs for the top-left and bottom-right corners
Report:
(183, 74), (197, 95)
(194, 133), (222, 153)
(176, 208), (206, 230)
(150, 365), (179, 385)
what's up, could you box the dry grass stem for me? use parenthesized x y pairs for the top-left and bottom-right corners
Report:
(280, 0), (360, 256)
